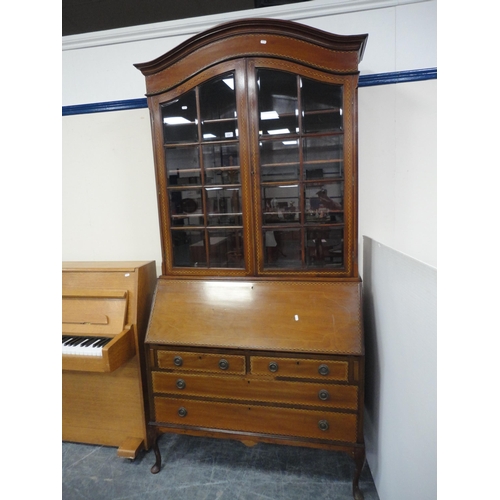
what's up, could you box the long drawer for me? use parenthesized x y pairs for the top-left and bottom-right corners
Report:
(154, 397), (358, 443)
(152, 372), (358, 410)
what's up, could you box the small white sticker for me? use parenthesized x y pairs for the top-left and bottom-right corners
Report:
(260, 40), (267, 44)
(294, 315), (299, 321)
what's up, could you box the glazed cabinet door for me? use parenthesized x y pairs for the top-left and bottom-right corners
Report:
(151, 60), (254, 277)
(247, 61), (357, 277)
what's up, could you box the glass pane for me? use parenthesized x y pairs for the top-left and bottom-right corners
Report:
(200, 74), (238, 141)
(207, 229), (244, 268)
(301, 78), (343, 134)
(162, 91), (198, 143)
(203, 143), (240, 185)
(305, 184), (343, 223)
(304, 136), (343, 180)
(206, 187), (243, 226)
(169, 189), (204, 226)
(306, 228), (343, 268)
(263, 229), (302, 269)
(258, 70), (298, 137)
(172, 229), (206, 268)
(165, 146), (201, 186)
(260, 139), (299, 183)
(262, 185), (300, 224)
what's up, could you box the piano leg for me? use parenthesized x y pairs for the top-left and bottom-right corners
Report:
(150, 433), (162, 474)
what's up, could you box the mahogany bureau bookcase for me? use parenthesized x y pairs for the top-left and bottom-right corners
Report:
(135, 19), (368, 499)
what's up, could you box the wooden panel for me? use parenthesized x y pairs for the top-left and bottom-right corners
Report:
(156, 350), (245, 374)
(62, 294), (127, 335)
(154, 397), (358, 443)
(147, 279), (363, 355)
(151, 372), (358, 410)
(250, 356), (349, 381)
(62, 358), (144, 447)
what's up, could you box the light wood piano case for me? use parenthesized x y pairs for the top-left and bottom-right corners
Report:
(62, 261), (156, 458)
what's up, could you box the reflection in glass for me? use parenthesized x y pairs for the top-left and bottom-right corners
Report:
(169, 189), (203, 227)
(206, 187), (242, 225)
(306, 227), (343, 268)
(260, 139), (299, 183)
(165, 146), (201, 186)
(304, 136), (343, 180)
(162, 91), (198, 143)
(172, 228), (244, 269)
(206, 229), (244, 268)
(203, 143), (240, 185)
(263, 229), (301, 269)
(305, 183), (343, 223)
(200, 73), (238, 141)
(172, 229), (205, 267)
(258, 70), (298, 137)
(262, 185), (300, 224)
(302, 78), (343, 134)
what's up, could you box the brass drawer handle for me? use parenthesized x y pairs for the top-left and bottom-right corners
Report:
(176, 379), (186, 390)
(318, 419), (329, 431)
(318, 389), (330, 401)
(219, 359), (229, 370)
(178, 407), (187, 418)
(268, 361), (279, 373)
(318, 364), (330, 376)
(173, 355), (183, 367)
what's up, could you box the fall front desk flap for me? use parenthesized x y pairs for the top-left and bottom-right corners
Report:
(146, 279), (363, 355)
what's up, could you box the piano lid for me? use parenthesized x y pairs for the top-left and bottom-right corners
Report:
(62, 289), (128, 336)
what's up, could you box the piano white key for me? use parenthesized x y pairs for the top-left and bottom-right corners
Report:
(62, 336), (109, 356)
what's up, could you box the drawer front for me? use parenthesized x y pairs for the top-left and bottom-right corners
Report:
(152, 372), (358, 410)
(155, 397), (358, 443)
(250, 356), (349, 381)
(156, 350), (245, 374)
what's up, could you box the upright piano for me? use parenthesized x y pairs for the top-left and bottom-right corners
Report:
(62, 261), (156, 458)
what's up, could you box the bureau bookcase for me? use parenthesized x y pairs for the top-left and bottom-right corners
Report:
(136, 18), (368, 499)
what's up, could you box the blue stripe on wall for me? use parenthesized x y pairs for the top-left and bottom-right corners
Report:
(62, 67), (436, 116)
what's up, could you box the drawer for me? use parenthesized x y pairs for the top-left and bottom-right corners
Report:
(152, 372), (358, 410)
(156, 350), (245, 374)
(250, 356), (349, 381)
(154, 397), (358, 443)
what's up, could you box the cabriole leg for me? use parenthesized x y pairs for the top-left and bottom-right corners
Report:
(352, 447), (365, 500)
(150, 433), (162, 474)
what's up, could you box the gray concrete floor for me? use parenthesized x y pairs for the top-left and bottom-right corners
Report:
(62, 434), (379, 499)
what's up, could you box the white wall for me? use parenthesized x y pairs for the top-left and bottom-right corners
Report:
(359, 78), (437, 269)
(363, 238), (436, 499)
(62, 1), (437, 498)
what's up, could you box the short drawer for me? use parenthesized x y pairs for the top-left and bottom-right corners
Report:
(154, 397), (358, 443)
(156, 350), (245, 374)
(152, 372), (358, 410)
(250, 356), (349, 381)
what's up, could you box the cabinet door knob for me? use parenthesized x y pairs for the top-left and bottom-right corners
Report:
(176, 379), (186, 390)
(318, 389), (330, 401)
(318, 420), (329, 431)
(178, 407), (188, 418)
(219, 359), (229, 370)
(173, 356), (183, 367)
(268, 361), (279, 373)
(318, 364), (330, 376)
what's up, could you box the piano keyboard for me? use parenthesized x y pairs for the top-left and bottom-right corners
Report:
(62, 335), (112, 356)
